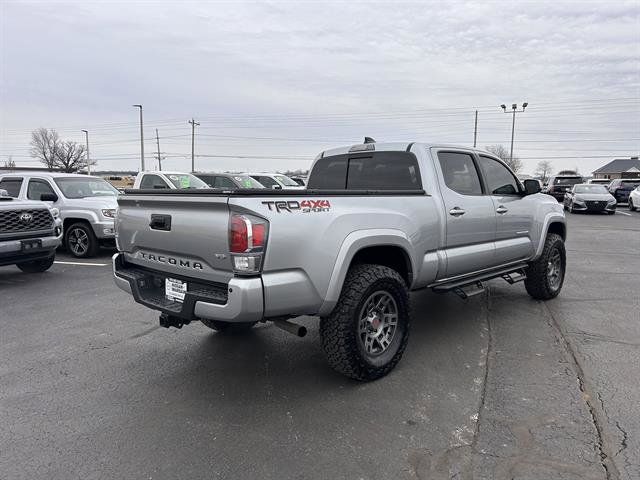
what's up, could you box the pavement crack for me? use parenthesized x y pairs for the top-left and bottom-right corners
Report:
(470, 288), (493, 455)
(541, 302), (620, 480)
(614, 422), (628, 457)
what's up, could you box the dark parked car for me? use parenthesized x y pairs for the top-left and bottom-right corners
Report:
(544, 174), (584, 201)
(194, 173), (265, 189)
(563, 184), (616, 214)
(607, 178), (640, 203)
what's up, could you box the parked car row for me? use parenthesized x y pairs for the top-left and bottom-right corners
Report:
(132, 171), (306, 191)
(543, 173), (640, 205)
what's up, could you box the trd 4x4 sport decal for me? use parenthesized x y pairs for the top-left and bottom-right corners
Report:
(262, 200), (331, 213)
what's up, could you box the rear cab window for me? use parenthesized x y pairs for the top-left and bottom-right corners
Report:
(308, 152), (422, 190)
(0, 177), (23, 197)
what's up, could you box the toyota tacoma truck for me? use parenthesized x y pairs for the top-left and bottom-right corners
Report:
(0, 189), (63, 272)
(113, 141), (567, 381)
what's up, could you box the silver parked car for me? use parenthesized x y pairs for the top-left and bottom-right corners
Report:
(563, 183), (616, 214)
(0, 172), (119, 257)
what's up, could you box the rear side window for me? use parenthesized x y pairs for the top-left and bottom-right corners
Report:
(196, 175), (215, 187)
(0, 178), (23, 197)
(437, 152), (482, 195)
(308, 152), (421, 190)
(214, 176), (236, 188)
(140, 174), (169, 189)
(252, 176), (278, 188)
(477, 156), (520, 195)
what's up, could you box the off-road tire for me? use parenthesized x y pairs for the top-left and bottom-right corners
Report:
(200, 319), (256, 333)
(320, 264), (410, 381)
(524, 233), (566, 300)
(17, 254), (55, 273)
(65, 222), (99, 258)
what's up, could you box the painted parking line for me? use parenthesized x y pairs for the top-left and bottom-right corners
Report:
(54, 261), (109, 266)
(616, 211), (632, 216)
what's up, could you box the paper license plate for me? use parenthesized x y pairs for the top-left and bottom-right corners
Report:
(165, 277), (187, 302)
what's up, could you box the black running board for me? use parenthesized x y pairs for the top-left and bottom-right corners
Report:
(432, 263), (528, 299)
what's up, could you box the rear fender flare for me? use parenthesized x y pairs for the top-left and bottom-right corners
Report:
(318, 229), (414, 317)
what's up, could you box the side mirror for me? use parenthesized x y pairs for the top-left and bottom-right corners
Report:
(271, 184), (282, 190)
(40, 192), (58, 202)
(523, 179), (541, 195)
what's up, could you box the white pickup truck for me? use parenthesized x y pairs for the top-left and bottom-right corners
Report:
(114, 141), (567, 380)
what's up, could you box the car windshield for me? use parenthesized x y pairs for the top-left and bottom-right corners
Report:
(575, 185), (608, 194)
(165, 174), (209, 189)
(274, 174), (299, 186)
(54, 177), (119, 198)
(233, 175), (265, 188)
(554, 177), (582, 185)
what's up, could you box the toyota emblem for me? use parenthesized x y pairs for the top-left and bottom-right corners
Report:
(19, 213), (33, 224)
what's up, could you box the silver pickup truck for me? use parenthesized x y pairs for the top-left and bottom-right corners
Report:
(113, 141), (567, 381)
(0, 189), (63, 272)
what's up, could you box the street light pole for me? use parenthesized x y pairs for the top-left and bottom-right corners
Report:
(188, 118), (200, 172)
(133, 104), (145, 171)
(473, 109), (478, 148)
(500, 102), (528, 162)
(81, 129), (90, 175)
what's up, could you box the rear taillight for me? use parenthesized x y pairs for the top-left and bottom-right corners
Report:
(229, 213), (269, 274)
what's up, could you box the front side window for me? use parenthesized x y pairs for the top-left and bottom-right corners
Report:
(477, 156), (520, 195)
(0, 178), (23, 197)
(27, 179), (56, 200)
(54, 178), (119, 198)
(437, 152), (482, 195)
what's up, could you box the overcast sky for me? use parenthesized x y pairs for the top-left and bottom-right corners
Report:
(1, 0), (639, 175)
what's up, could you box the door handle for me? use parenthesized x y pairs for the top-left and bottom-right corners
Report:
(449, 207), (466, 217)
(496, 206), (508, 214)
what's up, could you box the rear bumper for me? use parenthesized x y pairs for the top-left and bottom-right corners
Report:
(112, 253), (263, 323)
(0, 232), (62, 266)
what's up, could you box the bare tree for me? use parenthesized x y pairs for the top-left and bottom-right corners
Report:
(54, 140), (88, 173)
(485, 144), (523, 173)
(535, 160), (554, 183)
(30, 128), (61, 169)
(2, 156), (16, 169)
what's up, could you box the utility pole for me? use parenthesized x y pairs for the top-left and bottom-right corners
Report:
(133, 104), (145, 171)
(473, 110), (478, 148)
(500, 102), (528, 161)
(81, 129), (91, 175)
(155, 128), (162, 171)
(188, 118), (200, 172)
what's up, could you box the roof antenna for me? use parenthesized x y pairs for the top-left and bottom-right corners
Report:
(364, 136), (376, 144)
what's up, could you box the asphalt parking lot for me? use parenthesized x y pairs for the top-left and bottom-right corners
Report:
(1, 209), (638, 480)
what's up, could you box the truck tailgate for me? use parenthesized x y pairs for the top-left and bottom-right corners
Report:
(116, 194), (233, 284)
